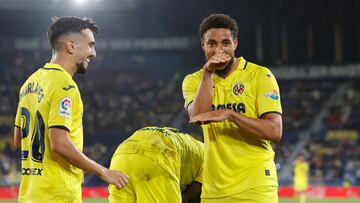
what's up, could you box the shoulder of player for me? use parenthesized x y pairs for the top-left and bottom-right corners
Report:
(49, 76), (79, 93)
(183, 68), (203, 82)
(245, 61), (269, 72)
(246, 62), (275, 78)
(178, 133), (204, 154)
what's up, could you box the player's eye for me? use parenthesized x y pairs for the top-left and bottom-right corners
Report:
(89, 42), (96, 47)
(223, 41), (231, 46)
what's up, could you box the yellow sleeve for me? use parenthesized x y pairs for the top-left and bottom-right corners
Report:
(182, 72), (201, 111)
(194, 162), (203, 183)
(193, 139), (204, 183)
(48, 82), (78, 131)
(256, 67), (282, 117)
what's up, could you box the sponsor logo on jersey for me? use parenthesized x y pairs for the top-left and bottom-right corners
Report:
(232, 82), (245, 96)
(263, 90), (279, 100)
(59, 97), (72, 118)
(211, 103), (246, 113)
(22, 167), (43, 176)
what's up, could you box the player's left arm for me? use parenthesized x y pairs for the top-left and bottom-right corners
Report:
(181, 181), (202, 203)
(231, 111), (282, 142)
(190, 110), (282, 142)
(190, 67), (282, 142)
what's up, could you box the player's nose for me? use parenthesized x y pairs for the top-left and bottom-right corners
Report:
(215, 46), (225, 53)
(89, 48), (96, 59)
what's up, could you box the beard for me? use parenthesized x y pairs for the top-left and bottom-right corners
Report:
(224, 56), (235, 69)
(214, 55), (235, 74)
(75, 62), (87, 74)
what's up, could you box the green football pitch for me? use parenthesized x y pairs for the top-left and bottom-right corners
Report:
(279, 198), (360, 203)
(0, 198), (359, 203)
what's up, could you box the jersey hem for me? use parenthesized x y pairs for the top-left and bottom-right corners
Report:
(201, 183), (278, 199)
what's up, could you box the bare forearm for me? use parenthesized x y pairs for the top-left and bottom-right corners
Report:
(49, 128), (128, 188)
(14, 127), (21, 149)
(189, 70), (214, 117)
(228, 110), (282, 142)
(51, 139), (105, 177)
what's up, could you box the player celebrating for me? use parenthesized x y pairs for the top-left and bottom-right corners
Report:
(14, 16), (128, 202)
(108, 126), (204, 203)
(182, 14), (282, 202)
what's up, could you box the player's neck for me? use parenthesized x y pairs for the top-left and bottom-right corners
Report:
(49, 54), (76, 77)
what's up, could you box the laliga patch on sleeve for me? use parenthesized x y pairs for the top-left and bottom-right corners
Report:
(263, 90), (279, 100)
(59, 97), (72, 118)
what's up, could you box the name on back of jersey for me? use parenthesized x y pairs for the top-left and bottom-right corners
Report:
(20, 82), (44, 103)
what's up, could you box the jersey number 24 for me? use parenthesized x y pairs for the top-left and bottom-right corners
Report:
(20, 107), (45, 163)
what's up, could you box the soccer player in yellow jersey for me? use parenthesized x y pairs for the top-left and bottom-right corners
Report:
(182, 14), (282, 202)
(13, 16), (128, 203)
(108, 126), (204, 203)
(293, 153), (309, 203)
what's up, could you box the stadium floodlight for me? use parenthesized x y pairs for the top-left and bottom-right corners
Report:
(75, 0), (86, 5)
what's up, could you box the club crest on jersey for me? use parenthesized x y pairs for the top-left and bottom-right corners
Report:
(59, 97), (72, 118)
(233, 83), (245, 96)
(264, 90), (279, 100)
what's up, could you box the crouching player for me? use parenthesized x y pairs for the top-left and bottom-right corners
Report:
(108, 126), (204, 203)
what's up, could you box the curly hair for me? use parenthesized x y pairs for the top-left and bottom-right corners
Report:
(199, 14), (238, 39)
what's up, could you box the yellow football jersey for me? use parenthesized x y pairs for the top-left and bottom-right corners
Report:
(110, 126), (204, 191)
(182, 57), (282, 198)
(294, 161), (309, 192)
(15, 63), (84, 203)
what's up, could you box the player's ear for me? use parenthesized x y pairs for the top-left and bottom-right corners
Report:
(65, 39), (76, 55)
(201, 39), (206, 51)
(233, 37), (238, 49)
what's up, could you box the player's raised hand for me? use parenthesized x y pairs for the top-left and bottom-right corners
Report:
(99, 168), (129, 189)
(203, 51), (231, 72)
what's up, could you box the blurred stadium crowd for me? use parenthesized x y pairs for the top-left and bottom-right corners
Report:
(0, 0), (359, 189)
(1, 50), (359, 187)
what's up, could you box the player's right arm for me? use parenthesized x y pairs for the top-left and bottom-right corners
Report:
(47, 79), (128, 189)
(186, 52), (230, 117)
(14, 102), (22, 149)
(13, 126), (21, 149)
(49, 127), (129, 189)
(187, 67), (213, 117)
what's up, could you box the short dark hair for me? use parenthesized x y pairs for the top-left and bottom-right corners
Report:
(47, 16), (98, 49)
(199, 14), (238, 39)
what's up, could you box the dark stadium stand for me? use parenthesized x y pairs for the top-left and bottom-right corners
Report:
(0, 1), (359, 196)
(1, 50), (359, 187)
